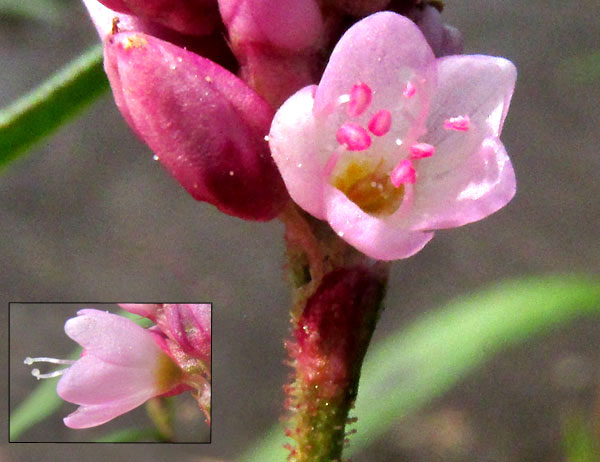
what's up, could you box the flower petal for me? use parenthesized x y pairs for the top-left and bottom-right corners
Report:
(57, 355), (158, 405)
(65, 309), (163, 366)
(324, 185), (434, 260)
(408, 137), (516, 229)
(423, 54), (516, 148)
(269, 85), (328, 219)
(314, 12), (436, 146)
(62, 394), (151, 429)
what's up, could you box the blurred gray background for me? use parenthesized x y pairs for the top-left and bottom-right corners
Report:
(1, 0), (599, 461)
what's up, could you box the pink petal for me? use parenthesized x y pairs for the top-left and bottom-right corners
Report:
(424, 55), (517, 146)
(408, 137), (516, 229)
(323, 185), (434, 261)
(269, 85), (327, 219)
(65, 309), (163, 366)
(62, 394), (152, 429)
(416, 55), (516, 214)
(57, 355), (158, 405)
(313, 12), (436, 147)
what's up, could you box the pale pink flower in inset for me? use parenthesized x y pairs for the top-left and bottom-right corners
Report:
(269, 12), (517, 260)
(53, 309), (184, 428)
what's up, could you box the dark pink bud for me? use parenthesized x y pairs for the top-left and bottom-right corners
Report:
(293, 267), (383, 398)
(97, 0), (220, 36)
(409, 5), (463, 57)
(104, 32), (288, 220)
(159, 304), (211, 364)
(219, 0), (323, 51)
(325, 0), (392, 17)
(219, 0), (324, 106)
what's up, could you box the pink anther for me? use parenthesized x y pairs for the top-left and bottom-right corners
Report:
(368, 110), (392, 136)
(443, 115), (470, 131)
(390, 159), (416, 187)
(336, 123), (372, 151)
(409, 142), (435, 159)
(347, 82), (372, 117)
(402, 81), (416, 98)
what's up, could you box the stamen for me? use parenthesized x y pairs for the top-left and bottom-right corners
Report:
(444, 115), (470, 131)
(347, 82), (372, 117)
(368, 110), (392, 136)
(24, 357), (76, 365)
(390, 159), (416, 187)
(31, 368), (68, 380)
(409, 142), (435, 159)
(24, 356), (76, 380)
(403, 81), (416, 98)
(336, 123), (371, 151)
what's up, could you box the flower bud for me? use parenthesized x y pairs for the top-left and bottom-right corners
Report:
(219, 0), (324, 107)
(104, 32), (288, 220)
(409, 5), (464, 57)
(96, 0), (220, 36)
(157, 304), (211, 365)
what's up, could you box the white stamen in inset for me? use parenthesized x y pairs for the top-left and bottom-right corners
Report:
(264, 135), (270, 141)
(395, 138), (403, 146)
(152, 155), (159, 161)
(337, 94), (351, 104)
(24, 357), (76, 380)
(444, 115), (470, 131)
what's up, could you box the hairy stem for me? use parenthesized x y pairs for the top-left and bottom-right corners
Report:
(280, 204), (389, 462)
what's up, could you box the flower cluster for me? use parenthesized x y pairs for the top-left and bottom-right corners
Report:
(25, 304), (211, 428)
(83, 1), (515, 260)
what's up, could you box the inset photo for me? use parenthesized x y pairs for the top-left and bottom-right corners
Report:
(9, 303), (211, 443)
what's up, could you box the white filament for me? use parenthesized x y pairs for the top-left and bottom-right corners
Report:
(24, 357), (76, 380)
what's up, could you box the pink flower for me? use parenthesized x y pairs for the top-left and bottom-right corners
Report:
(56, 310), (185, 428)
(269, 12), (517, 260)
(118, 303), (212, 421)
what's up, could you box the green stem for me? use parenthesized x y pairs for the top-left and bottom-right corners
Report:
(0, 44), (109, 168)
(280, 204), (389, 462)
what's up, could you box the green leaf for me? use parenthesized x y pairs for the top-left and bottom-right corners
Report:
(241, 275), (600, 462)
(563, 414), (600, 462)
(0, 44), (109, 169)
(0, 0), (65, 22)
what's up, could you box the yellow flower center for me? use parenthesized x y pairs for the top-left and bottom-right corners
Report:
(332, 159), (404, 216)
